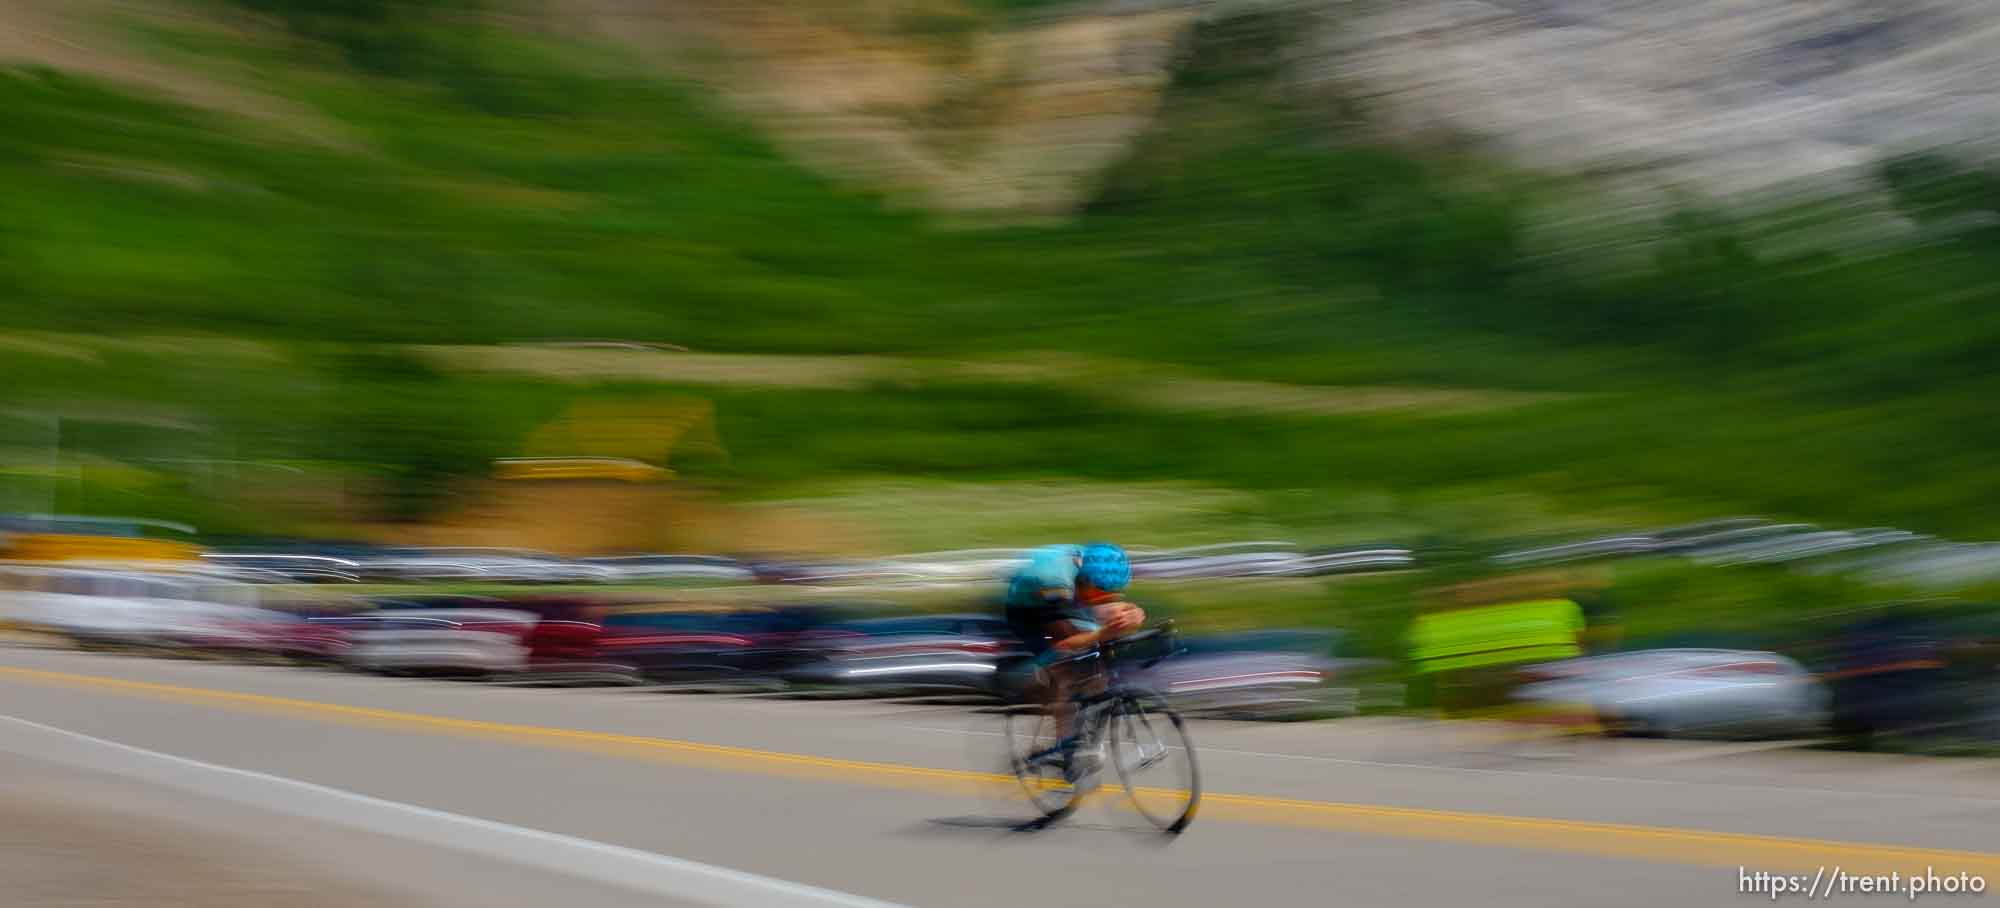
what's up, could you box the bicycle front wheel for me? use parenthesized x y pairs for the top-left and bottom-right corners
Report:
(1109, 693), (1200, 834)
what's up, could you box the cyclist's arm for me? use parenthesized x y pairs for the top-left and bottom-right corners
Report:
(1053, 625), (1109, 652)
(1051, 604), (1144, 652)
(1093, 600), (1144, 632)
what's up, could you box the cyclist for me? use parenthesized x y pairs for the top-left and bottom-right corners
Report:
(1003, 543), (1143, 779)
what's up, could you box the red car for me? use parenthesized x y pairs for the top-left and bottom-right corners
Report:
(510, 597), (636, 684)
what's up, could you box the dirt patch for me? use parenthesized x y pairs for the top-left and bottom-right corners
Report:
(553, 0), (1194, 218)
(419, 345), (1573, 416)
(422, 177), (591, 212)
(104, 334), (290, 361)
(0, 334), (101, 363)
(415, 345), (898, 388)
(1130, 375), (1571, 417)
(0, 0), (355, 148)
(351, 482), (872, 555)
(0, 787), (406, 907)
(952, 352), (1579, 416)
(749, 478), (1284, 552)
(53, 152), (213, 190)
(0, 330), (288, 363)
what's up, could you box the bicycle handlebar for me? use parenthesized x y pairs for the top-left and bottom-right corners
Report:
(1042, 619), (1181, 670)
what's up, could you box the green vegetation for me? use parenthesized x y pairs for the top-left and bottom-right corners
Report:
(4, 4), (2000, 648)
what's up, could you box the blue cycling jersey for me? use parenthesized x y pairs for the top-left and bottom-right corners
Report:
(1003, 545), (1096, 655)
(1005, 544), (1080, 609)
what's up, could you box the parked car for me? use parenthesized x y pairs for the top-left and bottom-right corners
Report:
(368, 594), (512, 612)
(981, 626), (1391, 719)
(1296, 546), (1416, 576)
(351, 548), (615, 584)
(173, 604), (318, 657)
(783, 614), (1026, 694)
(0, 565), (265, 651)
(197, 552), (363, 584)
(599, 605), (851, 684)
(264, 607), (359, 663)
(576, 555), (753, 583)
(1515, 648), (1830, 739)
(1133, 543), (1307, 580)
(1815, 605), (2000, 745)
(1138, 629), (1392, 720)
(329, 608), (539, 676)
(869, 550), (1028, 584)
(503, 597), (634, 684)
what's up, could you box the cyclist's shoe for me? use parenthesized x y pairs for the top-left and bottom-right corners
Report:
(1063, 744), (1103, 784)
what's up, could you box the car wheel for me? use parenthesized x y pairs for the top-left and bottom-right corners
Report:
(1601, 710), (1663, 738)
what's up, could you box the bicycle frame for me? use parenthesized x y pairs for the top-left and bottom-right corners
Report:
(1006, 620), (1201, 834)
(1025, 621), (1184, 763)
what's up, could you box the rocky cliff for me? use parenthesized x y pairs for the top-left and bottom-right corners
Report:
(576, 0), (2000, 215)
(1308, 0), (2000, 198)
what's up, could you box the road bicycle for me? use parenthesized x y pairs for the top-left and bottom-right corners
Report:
(1005, 621), (1201, 834)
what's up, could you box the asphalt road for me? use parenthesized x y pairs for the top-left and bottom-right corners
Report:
(2, 645), (1996, 907)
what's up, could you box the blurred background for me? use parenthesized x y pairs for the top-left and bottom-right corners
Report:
(4, 0), (2000, 752)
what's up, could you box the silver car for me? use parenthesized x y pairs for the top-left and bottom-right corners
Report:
(1137, 629), (1393, 720)
(1516, 648), (1830, 739)
(784, 614), (1025, 694)
(330, 608), (539, 676)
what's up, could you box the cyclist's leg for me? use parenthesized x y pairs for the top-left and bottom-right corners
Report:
(1036, 617), (1103, 750)
(1038, 619), (1090, 741)
(1035, 661), (1097, 782)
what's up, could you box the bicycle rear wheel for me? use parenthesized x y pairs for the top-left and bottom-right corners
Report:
(1109, 693), (1200, 834)
(1006, 708), (1080, 821)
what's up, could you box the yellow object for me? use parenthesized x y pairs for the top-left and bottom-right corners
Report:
(518, 397), (727, 471)
(2, 533), (203, 563)
(1408, 598), (1584, 673)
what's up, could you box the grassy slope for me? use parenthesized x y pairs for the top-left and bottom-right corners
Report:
(2, 1), (1999, 558)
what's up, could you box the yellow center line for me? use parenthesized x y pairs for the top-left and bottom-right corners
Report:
(4, 665), (1995, 876)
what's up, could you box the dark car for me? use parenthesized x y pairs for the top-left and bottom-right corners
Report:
(599, 605), (851, 685)
(1818, 605), (2000, 746)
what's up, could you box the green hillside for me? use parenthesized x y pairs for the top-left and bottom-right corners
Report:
(4, 1), (1999, 553)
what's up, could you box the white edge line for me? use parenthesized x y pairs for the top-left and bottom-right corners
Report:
(0, 714), (911, 908)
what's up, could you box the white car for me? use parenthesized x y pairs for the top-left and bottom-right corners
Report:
(330, 608), (539, 676)
(578, 555), (754, 583)
(0, 565), (265, 649)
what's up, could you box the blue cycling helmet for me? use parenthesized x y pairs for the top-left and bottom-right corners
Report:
(1078, 542), (1130, 593)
